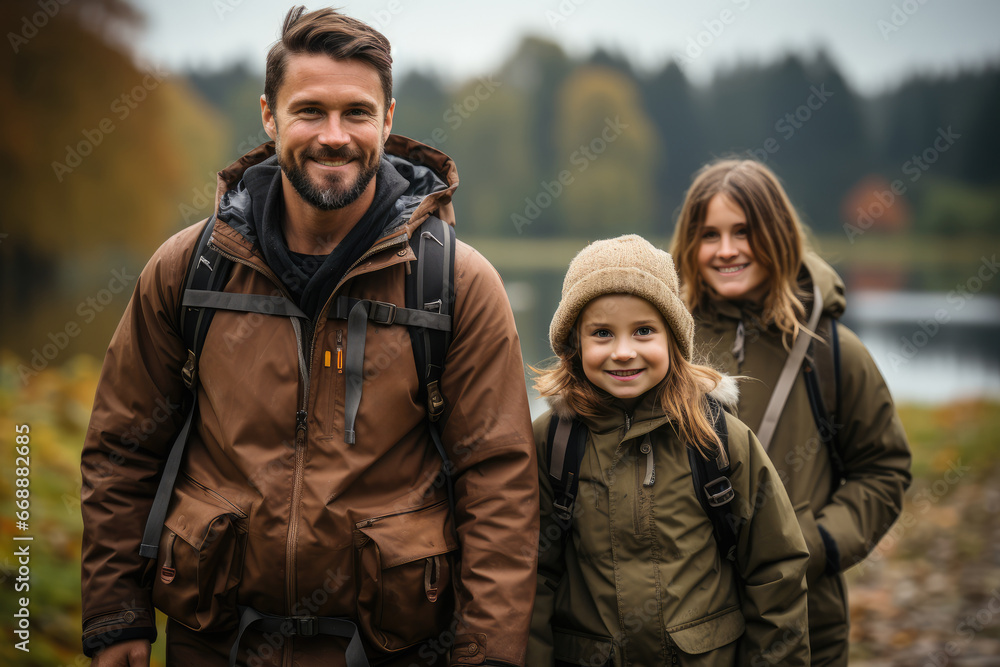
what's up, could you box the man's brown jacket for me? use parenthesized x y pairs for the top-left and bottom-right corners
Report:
(80, 136), (539, 666)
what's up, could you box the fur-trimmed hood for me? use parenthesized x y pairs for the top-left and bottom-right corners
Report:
(547, 373), (740, 421)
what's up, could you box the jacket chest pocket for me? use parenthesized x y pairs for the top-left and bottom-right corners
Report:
(151, 475), (248, 632)
(354, 500), (458, 652)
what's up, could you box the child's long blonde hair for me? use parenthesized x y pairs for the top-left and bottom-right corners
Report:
(534, 325), (726, 460)
(670, 159), (809, 346)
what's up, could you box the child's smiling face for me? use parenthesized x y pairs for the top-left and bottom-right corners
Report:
(578, 294), (672, 409)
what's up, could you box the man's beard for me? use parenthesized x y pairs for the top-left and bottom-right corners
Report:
(278, 143), (382, 211)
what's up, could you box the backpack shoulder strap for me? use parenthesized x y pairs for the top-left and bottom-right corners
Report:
(179, 215), (231, 389)
(404, 215), (459, 538)
(141, 216), (234, 559)
(688, 395), (739, 564)
(405, 215), (456, 423)
(546, 415), (588, 530)
(804, 314), (844, 480)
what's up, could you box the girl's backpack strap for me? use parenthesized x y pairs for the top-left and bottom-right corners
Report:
(688, 396), (739, 565)
(546, 415), (588, 529)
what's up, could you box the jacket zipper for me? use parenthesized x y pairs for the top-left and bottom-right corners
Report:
(355, 498), (448, 529)
(182, 473), (248, 518)
(328, 234), (409, 299)
(732, 320), (746, 372)
(285, 318), (311, 620)
(210, 243), (295, 302)
(285, 233), (407, 623)
(85, 611), (138, 632)
(211, 229), (409, 639)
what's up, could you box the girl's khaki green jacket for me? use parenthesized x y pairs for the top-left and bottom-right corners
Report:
(529, 379), (811, 666)
(691, 254), (912, 665)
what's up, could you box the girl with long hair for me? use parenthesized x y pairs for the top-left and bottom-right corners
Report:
(670, 159), (912, 665)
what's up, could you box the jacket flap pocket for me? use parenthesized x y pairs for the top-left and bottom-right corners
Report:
(669, 607), (745, 655)
(553, 628), (613, 664)
(359, 501), (457, 568)
(164, 476), (246, 550)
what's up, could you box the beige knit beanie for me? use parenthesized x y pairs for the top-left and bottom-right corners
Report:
(549, 235), (694, 361)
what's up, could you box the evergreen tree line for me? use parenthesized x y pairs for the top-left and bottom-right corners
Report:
(189, 36), (1000, 241)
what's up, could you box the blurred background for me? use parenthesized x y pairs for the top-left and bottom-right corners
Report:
(1, 0), (998, 664)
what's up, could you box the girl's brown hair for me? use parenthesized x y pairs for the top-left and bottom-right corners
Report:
(670, 159), (808, 345)
(534, 323), (726, 460)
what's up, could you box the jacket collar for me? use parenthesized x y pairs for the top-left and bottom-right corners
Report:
(199, 136), (460, 308)
(207, 135), (459, 269)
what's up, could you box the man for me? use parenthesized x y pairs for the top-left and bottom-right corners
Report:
(80, 7), (538, 666)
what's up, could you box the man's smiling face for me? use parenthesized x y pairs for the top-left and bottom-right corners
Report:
(262, 52), (394, 211)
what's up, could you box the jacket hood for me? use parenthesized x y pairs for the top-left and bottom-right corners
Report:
(801, 251), (846, 319)
(210, 135), (459, 251)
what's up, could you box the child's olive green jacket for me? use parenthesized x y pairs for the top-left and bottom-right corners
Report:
(528, 379), (810, 666)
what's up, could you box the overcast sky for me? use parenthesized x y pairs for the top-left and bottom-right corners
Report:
(127, 0), (1000, 95)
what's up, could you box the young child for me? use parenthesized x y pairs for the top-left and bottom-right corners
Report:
(529, 235), (810, 666)
(670, 159), (911, 666)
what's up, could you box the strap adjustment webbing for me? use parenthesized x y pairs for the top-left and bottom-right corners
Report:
(330, 296), (451, 331)
(229, 606), (369, 667)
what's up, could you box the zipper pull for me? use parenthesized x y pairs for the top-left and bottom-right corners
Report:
(160, 532), (176, 584)
(640, 435), (655, 487)
(296, 410), (308, 445)
(732, 320), (746, 368)
(336, 330), (344, 374)
(424, 556), (441, 602)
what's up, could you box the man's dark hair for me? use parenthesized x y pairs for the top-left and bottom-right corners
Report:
(264, 6), (393, 113)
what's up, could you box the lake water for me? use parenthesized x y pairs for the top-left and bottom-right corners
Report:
(844, 291), (1000, 404)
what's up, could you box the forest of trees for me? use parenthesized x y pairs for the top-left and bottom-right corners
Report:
(187, 37), (1000, 242)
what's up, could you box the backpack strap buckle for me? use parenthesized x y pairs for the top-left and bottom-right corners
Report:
(552, 500), (573, 523)
(704, 476), (734, 507)
(291, 616), (318, 637)
(369, 301), (396, 326)
(181, 350), (197, 390)
(426, 379), (445, 422)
